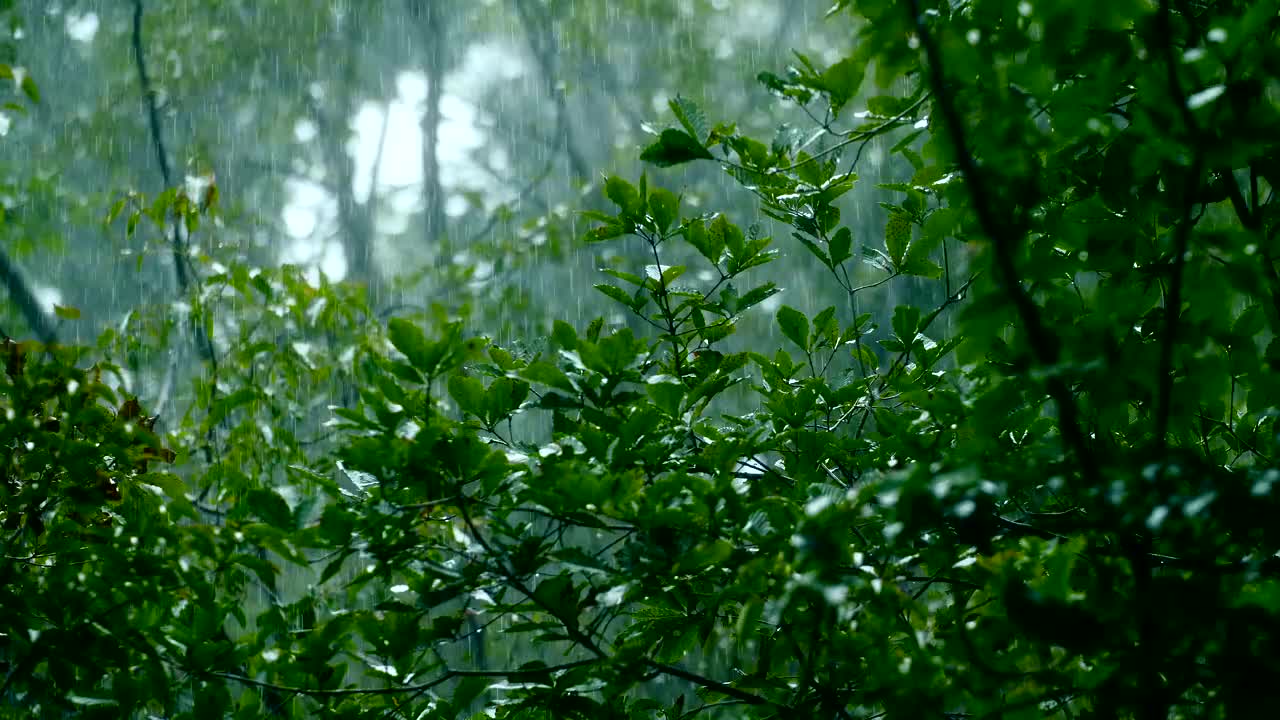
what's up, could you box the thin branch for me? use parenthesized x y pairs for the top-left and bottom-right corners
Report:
(208, 658), (597, 699)
(646, 661), (782, 708)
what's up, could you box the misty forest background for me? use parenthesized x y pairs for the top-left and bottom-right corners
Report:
(2, 0), (1280, 718)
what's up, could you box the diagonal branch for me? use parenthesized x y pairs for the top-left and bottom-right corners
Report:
(905, 0), (1099, 485)
(646, 660), (780, 708)
(207, 658), (598, 699)
(0, 245), (57, 345)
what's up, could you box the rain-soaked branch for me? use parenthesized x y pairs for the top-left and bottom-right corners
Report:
(407, 0), (448, 265)
(0, 245), (57, 345)
(131, 0), (218, 372)
(131, 0), (186, 292)
(512, 0), (591, 179)
(906, 0), (1099, 486)
(1150, 0), (1204, 452)
(207, 658), (598, 699)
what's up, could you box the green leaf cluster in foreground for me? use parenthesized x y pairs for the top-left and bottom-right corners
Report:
(4, 0), (1280, 718)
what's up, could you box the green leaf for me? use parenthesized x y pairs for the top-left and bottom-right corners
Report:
(683, 218), (724, 265)
(246, 488), (293, 528)
(522, 361), (576, 393)
(532, 575), (578, 627)
(674, 539), (733, 572)
(898, 256), (943, 278)
(586, 223), (628, 242)
(795, 234), (832, 269)
(19, 74), (38, 103)
(892, 305), (921, 345)
(207, 387), (260, 426)
(447, 676), (491, 714)
(922, 207), (960, 244)
(386, 360), (424, 385)
(604, 175), (641, 215)
(448, 374), (487, 418)
(885, 210), (912, 267)
(594, 283), (637, 310)
(646, 375), (685, 416)
(811, 306), (838, 348)
(822, 55), (864, 114)
(776, 305), (810, 352)
(640, 129), (715, 168)
(484, 377), (529, 422)
(829, 226), (853, 265)
(710, 214), (745, 260)
(553, 320), (578, 350)
(669, 95), (709, 142)
(736, 282), (780, 313)
(53, 305), (81, 320)
(648, 187), (679, 233)
(867, 94), (908, 117)
(142, 472), (189, 500)
(388, 318), (431, 369)
(105, 198), (128, 226)
(600, 268), (646, 286)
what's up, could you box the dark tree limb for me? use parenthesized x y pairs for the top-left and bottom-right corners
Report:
(407, 0), (449, 265)
(131, 0), (187, 292)
(132, 0), (218, 368)
(905, 0), (1099, 486)
(0, 245), (57, 345)
(1150, 0), (1205, 452)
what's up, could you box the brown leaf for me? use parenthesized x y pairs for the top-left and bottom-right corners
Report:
(118, 397), (143, 420)
(4, 337), (25, 378)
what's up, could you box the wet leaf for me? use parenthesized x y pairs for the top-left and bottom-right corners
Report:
(776, 305), (810, 352)
(640, 129), (715, 167)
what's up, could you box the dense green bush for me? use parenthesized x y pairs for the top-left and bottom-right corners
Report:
(3, 0), (1279, 718)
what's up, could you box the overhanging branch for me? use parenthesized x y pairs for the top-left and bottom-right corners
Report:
(905, 0), (1099, 485)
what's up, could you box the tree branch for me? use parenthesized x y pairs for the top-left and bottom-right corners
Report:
(132, 0), (218, 370)
(407, 0), (448, 266)
(905, 0), (1099, 485)
(0, 245), (57, 345)
(131, 0), (187, 292)
(208, 658), (597, 699)
(646, 660), (780, 708)
(512, 0), (591, 179)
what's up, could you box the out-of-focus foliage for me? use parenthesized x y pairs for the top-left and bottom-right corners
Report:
(2, 0), (1280, 718)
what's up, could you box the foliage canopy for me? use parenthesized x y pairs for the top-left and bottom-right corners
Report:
(2, 0), (1280, 718)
